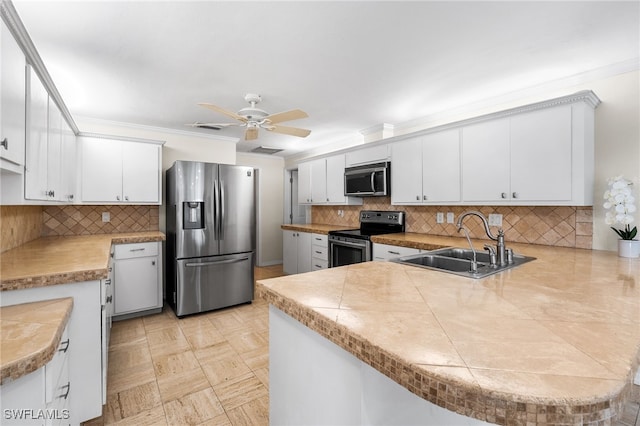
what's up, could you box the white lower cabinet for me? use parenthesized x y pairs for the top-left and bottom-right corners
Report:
(113, 242), (162, 318)
(283, 230), (312, 275)
(311, 233), (328, 270)
(0, 326), (71, 426)
(373, 243), (421, 261)
(0, 281), (102, 425)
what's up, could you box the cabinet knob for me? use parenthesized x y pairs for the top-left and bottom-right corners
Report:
(106, 295), (113, 303)
(501, 192), (507, 199)
(125, 195), (129, 201)
(415, 195), (420, 200)
(152, 260), (156, 266)
(47, 190), (55, 197)
(0, 138), (8, 149)
(116, 195), (121, 201)
(512, 192), (518, 199)
(423, 195), (428, 201)
(58, 339), (70, 353)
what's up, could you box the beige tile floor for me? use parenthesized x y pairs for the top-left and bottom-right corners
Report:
(83, 265), (283, 426)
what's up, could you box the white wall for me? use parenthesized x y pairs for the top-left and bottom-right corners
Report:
(237, 153), (285, 266)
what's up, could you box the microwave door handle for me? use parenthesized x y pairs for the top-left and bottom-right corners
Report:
(371, 172), (376, 192)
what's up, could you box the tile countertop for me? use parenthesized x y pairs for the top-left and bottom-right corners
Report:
(0, 232), (165, 291)
(257, 234), (640, 425)
(0, 298), (73, 384)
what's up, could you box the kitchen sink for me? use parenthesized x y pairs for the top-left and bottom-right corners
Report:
(392, 247), (535, 279)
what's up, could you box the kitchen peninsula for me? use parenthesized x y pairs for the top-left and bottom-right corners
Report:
(257, 235), (640, 425)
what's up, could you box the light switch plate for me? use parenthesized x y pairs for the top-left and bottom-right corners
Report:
(436, 212), (444, 224)
(446, 212), (454, 223)
(102, 212), (110, 223)
(488, 213), (503, 226)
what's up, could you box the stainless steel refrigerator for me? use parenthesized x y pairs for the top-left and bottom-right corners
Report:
(166, 160), (256, 317)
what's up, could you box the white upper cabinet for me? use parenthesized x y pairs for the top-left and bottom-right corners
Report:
(462, 104), (577, 204)
(0, 20), (26, 172)
(310, 158), (327, 203)
(509, 106), (572, 201)
(461, 118), (511, 202)
(23, 67), (77, 202)
(345, 144), (390, 167)
(80, 136), (161, 204)
(422, 129), (461, 203)
(297, 161), (312, 204)
(391, 137), (423, 204)
(24, 67), (51, 200)
(392, 129), (461, 204)
(298, 154), (362, 205)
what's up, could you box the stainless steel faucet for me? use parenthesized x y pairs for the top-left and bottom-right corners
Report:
(456, 210), (510, 267)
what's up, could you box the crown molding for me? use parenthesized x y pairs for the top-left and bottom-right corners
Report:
(76, 116), (240, 143)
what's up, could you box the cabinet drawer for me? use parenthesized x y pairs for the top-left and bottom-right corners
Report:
(373, 243), (420, 261)
(45, 327), (69, 404)
(311, 245), (328, 261)
(311, 233), (328, 245)
(312, 259), (328, 270)
(114, 242), (159, 260)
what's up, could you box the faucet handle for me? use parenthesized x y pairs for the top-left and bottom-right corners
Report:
(483, 244), (497, 267)
(506, 248), (514, 264)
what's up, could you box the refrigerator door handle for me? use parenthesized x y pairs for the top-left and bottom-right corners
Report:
(213, 178), (220, 240)
(185, 257), (250, 267)
(219, 179), (225, 241)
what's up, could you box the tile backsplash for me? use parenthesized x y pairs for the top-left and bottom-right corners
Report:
(0, 205), (159, 253)
(43, 205), (159, 236)
(312, 198), (593, 249)
(0, 206), (43, 253)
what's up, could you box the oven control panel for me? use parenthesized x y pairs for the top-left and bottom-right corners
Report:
(360, 210), (405, 226)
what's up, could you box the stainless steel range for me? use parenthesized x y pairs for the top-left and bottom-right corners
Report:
(328, 210), (405, 268)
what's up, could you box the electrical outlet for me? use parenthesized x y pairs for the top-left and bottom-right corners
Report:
(436, 212), (444, 224)
(102, 212), (110, 223)
(446, 212), (454, 223)
(488, 213), (503, 227)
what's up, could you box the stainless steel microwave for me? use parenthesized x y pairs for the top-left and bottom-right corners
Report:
(344, 162), (390, 197)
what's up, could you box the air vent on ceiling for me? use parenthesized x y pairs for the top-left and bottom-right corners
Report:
(251, 146), (284, 155)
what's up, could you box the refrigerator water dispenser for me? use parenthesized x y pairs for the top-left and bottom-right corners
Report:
(183, 202), (204, 229)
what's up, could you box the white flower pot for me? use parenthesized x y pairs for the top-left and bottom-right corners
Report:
(618, 239), (640, 258)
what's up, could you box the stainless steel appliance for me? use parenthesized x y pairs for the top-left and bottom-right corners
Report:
(344, 162), (390, 196)
(166, 160), (256, 317)
(329, 210), (405, 267)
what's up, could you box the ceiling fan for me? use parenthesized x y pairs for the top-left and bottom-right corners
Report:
(188, 94), (311, 141)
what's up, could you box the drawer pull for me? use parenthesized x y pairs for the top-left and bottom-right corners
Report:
(105, 279), (111, 285)
(315, 264), (322, 268)
(106, 295), (113, 303)
(315, 250), (322, 254)
(58, 382), (71, 400)
(129, 248), (146, 252)
(315, 237), (322, 241)
(1, 138), (8, 149)
(388, 251), (400, 255)
(58, 339), (70, 353)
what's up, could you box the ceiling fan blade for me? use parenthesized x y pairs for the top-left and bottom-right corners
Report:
(267, 124), (311, 138)
(245, 127), (259, 141)
(198, 103), (247, 122)
(264, 109), (308, 124)
(187, 122), (239, 127)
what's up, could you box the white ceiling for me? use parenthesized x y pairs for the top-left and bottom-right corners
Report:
(12, 1), (640, 158)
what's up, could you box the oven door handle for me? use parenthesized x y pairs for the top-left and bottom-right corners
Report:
(330, 239), (368, 249)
